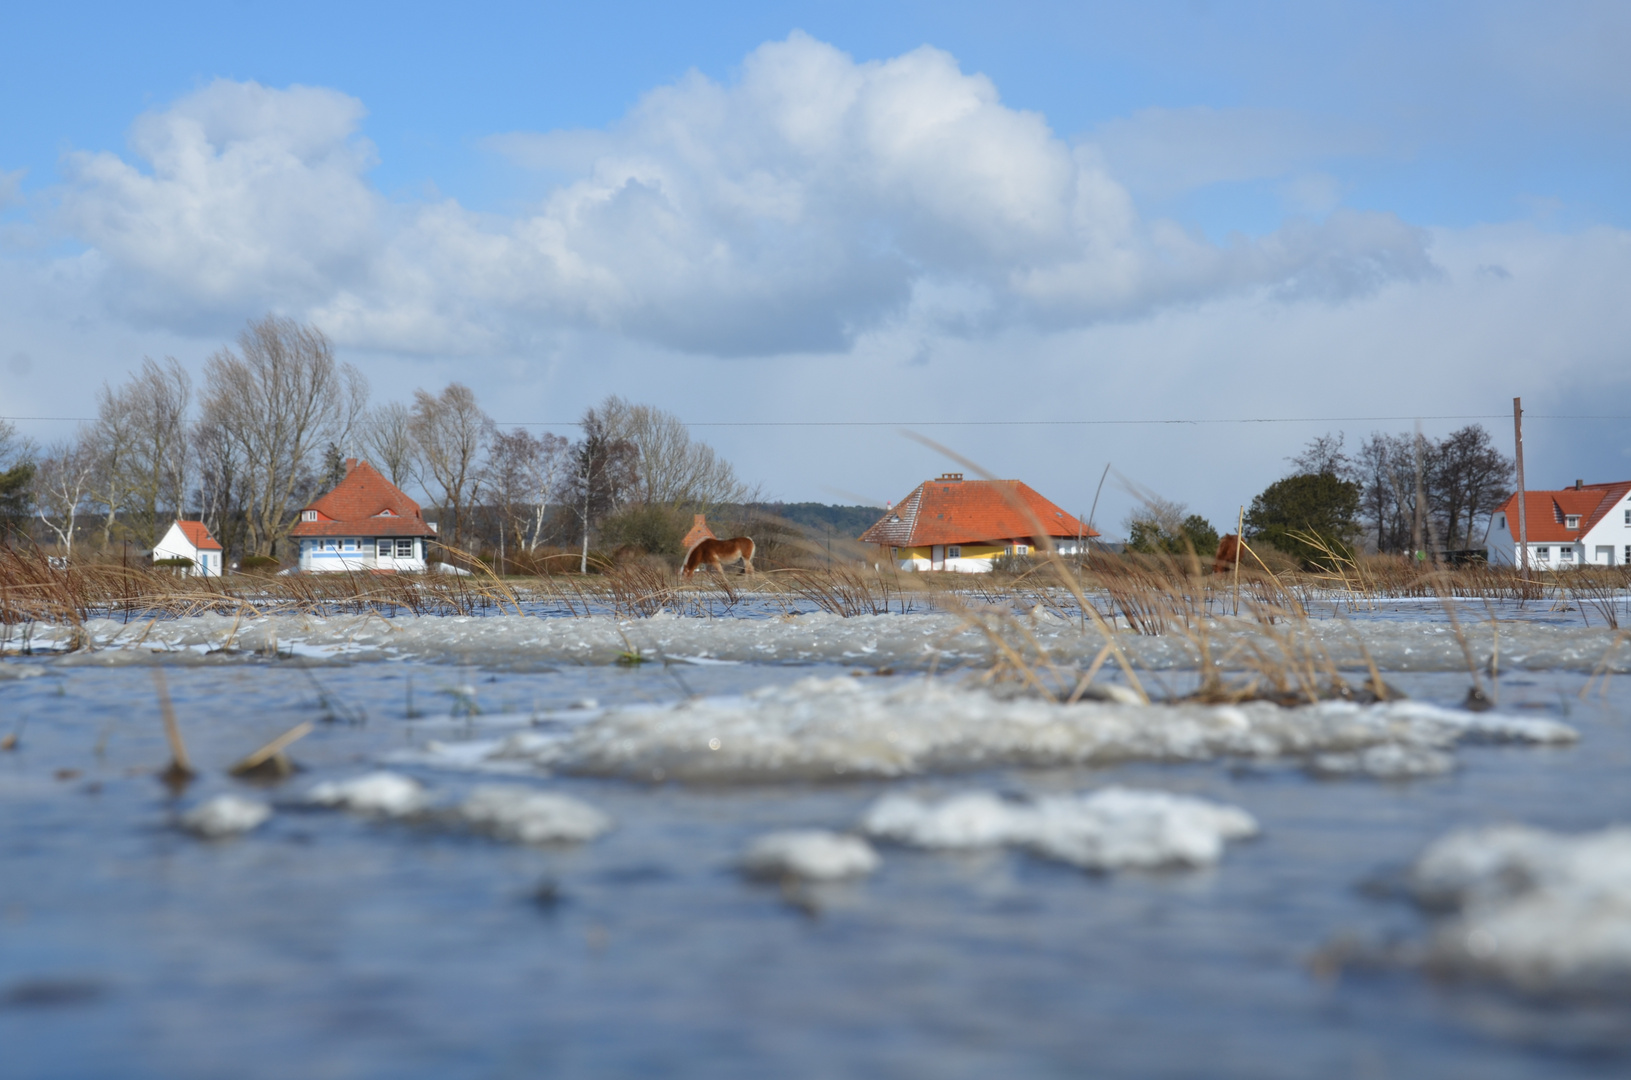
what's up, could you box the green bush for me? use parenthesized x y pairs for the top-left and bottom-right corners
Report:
(239, 555), (282, 573)
(596, 504), (689, 558)
(152, 557), (194, 569)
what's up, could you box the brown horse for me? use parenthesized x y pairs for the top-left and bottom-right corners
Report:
(1212, 534), (1244, 574)
(683, 536), (756, 578)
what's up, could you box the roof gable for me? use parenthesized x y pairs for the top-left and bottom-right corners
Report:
(858, 476), (1096, 546)
(168, 520), (222, 551)
(1496, 482), (1631, 543)
(290, 460), (435, 537)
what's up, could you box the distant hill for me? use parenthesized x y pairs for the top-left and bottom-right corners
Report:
(763, 502), (885, 539)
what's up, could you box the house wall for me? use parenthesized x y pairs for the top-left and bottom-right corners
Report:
(299, 537), (428, 572)
(890, 542), (1033, 573)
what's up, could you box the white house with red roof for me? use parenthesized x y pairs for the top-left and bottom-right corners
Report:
(152, 520), (224, 577)
(857, 473), (1096, 572)
(289, 459), (437, 572)
(1488, 479), (1631, 569)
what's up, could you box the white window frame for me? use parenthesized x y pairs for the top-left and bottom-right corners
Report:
(342, 538), (357, 552)
(322, 539), (337, 551)
(1560, 546), (1575, 561)
(1565, 515), (1580, 529)
(396, 539), (414, 558)
(947, 545), (961, 559)
(302, 510), (318, 522)
(378, 540), (393, 558)
(1536, 546), (1550, 560)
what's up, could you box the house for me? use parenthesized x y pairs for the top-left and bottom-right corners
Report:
(289, 458), (437, 573)
(857, 473), (1097, 572)
(152, 520), (223, 577)
(1487, 479), (1631, 569)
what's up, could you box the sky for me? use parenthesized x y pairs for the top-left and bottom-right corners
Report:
(3, 1), (1630, 536)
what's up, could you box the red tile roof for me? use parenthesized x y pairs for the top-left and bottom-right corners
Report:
(857, 476), (1096, 547)
(174, 520), (222, 551)
(289, 460), (437, 539)
(1495, 482), (1631, 543)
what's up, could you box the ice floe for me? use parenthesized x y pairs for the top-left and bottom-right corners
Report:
(25, 608), (1631, 674)
(180, 795), (272, 838)
(862, 787), (1258, 870)
(394, 676), (1576, 784)
(457, 786), (612, 844)
(306, 772), (430, 816)
(1407, 825), (1631, 994)
(740, 830), (881, 881)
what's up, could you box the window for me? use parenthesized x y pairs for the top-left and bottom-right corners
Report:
(1624, 509), (1630, 525)
(378, 540), (393, 558)
(322, 539), (337, 551)
(1625, 545), (1630, 564)
(1561, 547), (1575, 561)
(1565, 515), (1580, 529)
(302, 510), (317, 522)
(1016, 545), (1029, 555)
(1536, 546), (1550, 560)
(1497, 515), (1505, 530)
(396, 539), (414, 558)
(947, 546), (961, 559)
(342, 538), (357, 552)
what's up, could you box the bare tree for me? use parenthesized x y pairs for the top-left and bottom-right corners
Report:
(193, 412), (248, 561)
(363, 400), (419, 489)
(31, 440), (98, 554)
(121, 357), (193, 547)
(1432, 424), (1513, 549)
(600, 395), (753, 509)
(201, 315), (368, 557)
(484, 427), (570, 559)
(82, 379), (143, 547)
(410, 383), (492, 550)
(565, 407), (638, 572)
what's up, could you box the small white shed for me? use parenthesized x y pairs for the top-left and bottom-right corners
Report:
(153, 520), (224, 577)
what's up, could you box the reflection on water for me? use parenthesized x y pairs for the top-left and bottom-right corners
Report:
(3, 609), (1630, 1078)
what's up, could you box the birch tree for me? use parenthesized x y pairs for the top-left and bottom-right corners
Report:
(31, 440), (97, 554)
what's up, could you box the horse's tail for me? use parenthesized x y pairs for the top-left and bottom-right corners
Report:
(741, 537), (756, 561)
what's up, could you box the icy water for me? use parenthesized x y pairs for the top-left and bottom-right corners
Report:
(4, 602), (1631, 1078)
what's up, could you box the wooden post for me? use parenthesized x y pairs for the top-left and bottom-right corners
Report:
(1233, 505), (1244, 616)
(1513, 397), (1527, 579)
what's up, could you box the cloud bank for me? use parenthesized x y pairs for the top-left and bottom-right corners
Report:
(48, 33), (1434, 356)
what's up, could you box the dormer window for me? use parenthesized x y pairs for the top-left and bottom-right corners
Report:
(1565, 515), (1580, 529)
(377, 508), (394, 516)
(302, 510), (318, 522)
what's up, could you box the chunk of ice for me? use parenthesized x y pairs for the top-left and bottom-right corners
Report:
(180, 795), (272, 838)
(862, 786), (1258, 871)
(1308, 744), (1457, 779)
(408, 677), (1573, 784)
(306, 771), (429, 817)
(458, 786), (611, 844)
(1408, 825), (1631, 993)
(740, 830), (881, 881)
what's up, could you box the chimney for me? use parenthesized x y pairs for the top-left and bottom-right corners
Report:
(345, 458), (358, 474)
(1576, 479), (1583, 490)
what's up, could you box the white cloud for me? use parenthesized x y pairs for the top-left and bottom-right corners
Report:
(38, 34), (1436, 356)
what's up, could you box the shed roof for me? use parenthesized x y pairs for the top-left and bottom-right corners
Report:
(289, 459), (437, 539)
(857, 475), (1096, 547)
(171, 520), (222, 551)
(1496, 481), (1631, 543)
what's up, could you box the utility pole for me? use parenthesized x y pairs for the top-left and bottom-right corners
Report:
(1513, 397), (1527, 579)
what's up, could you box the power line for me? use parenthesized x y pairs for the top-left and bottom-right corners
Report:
(4, 413), (1630, 428)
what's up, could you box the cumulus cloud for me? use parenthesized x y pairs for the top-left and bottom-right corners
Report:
(48, 33), (1434, 355)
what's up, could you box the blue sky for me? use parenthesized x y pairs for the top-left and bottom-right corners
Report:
(3, 1), (1630, 531)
